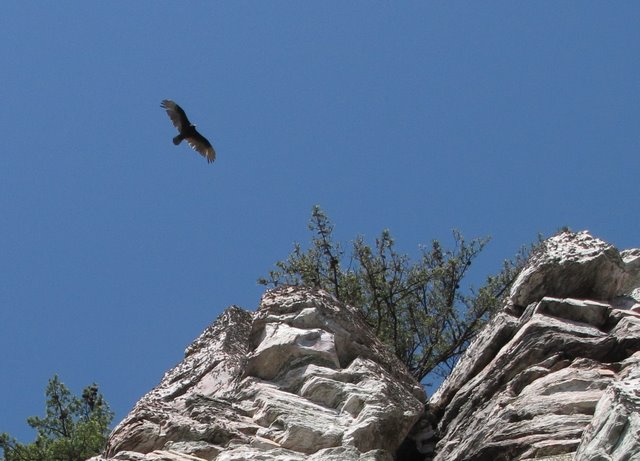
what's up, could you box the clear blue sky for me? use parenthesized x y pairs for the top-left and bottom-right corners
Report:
(1, 2), (638, 443)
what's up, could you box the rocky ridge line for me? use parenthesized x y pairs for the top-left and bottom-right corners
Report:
(91, 230), (640, 461)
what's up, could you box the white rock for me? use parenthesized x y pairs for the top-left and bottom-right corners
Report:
(509, 231), (630, 308)
(103, 287), (424, 461)
(95, 232), (639, 461)
(575, 353), (640, 461)
(425, 232), (640, 461)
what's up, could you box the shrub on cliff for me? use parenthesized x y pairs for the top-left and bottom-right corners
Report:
(260, 205), (534, 383)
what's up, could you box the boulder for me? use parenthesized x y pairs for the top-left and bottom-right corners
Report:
(509, 231), (633, 309)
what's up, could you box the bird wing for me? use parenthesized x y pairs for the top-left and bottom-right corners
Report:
(186, 130), (217, 163)
(161, 99), (191, 132)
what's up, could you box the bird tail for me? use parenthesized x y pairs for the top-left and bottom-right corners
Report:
(173, 135), (183, 145)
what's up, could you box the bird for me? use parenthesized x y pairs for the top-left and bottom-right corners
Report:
(161, 99), (216, 163)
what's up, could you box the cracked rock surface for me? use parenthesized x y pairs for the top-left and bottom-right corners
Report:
(421, 231), (640, 461)
(90, 231), (640, 461)
(97, 287), (424, 461)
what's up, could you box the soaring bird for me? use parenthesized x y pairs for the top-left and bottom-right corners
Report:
(161, 99), (216, 163)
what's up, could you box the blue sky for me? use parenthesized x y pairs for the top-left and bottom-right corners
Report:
(1, 2), (638, 443)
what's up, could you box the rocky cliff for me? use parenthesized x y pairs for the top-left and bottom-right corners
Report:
(93, 231), (639, 461)
(421, 231), (640, 461)
(100, 286), (425, 461)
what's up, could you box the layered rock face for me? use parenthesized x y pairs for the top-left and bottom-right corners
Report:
(94, 230), (639, 461)
(424, 231), (640, 461)
(100, 287), (425, 461)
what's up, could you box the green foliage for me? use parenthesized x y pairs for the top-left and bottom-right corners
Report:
(259, 205), (536, 383)
(0, 376), (113, 461)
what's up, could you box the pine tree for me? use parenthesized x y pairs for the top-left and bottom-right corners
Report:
(0, 375), (113, 461)
(259, 205), (535, 384)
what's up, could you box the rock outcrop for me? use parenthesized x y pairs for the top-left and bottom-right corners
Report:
(422, 231), (640, 460)
(100, 287), (425, 461)
(93, 230), (639, 461)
